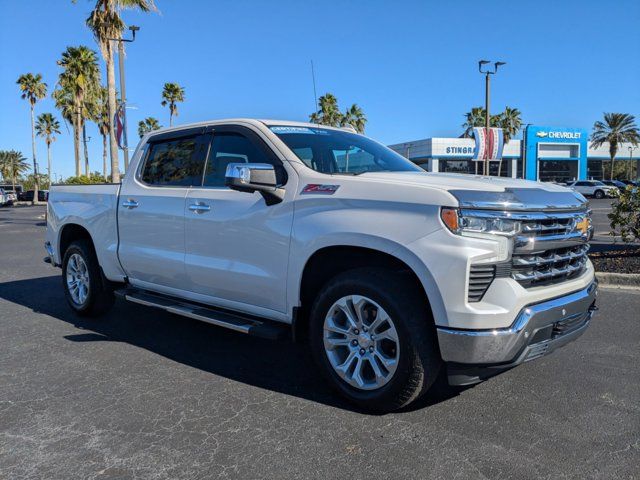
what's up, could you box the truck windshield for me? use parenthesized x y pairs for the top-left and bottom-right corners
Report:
(269, 126), (422, 175)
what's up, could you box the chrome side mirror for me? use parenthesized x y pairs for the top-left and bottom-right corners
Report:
(225, 163), (285, 205)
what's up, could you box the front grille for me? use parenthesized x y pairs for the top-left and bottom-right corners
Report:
(512, 244), (589, 288)
(511, 212), (590, 288)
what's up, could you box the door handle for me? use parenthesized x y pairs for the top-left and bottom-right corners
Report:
(188, 203), (211, 213)
(122, 199), (139, 209)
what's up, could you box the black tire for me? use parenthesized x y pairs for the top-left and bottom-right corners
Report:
(61, 239), (114, 317)
(594, 189), (604, 199)
(309, 267), (442, 412)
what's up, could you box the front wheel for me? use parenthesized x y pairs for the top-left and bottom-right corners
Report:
(309, 268), (441, 412)
(62, 239), (114, 317)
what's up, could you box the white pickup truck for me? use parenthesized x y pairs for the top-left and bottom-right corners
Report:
(45, 119), (598, 412)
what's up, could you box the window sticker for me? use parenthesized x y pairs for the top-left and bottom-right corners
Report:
(270, 126), (316, 135)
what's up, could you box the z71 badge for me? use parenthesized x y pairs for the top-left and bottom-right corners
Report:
(301, 184), (340, 194)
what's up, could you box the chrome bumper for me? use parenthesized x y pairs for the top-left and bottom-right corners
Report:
(437, 280), (598, 366)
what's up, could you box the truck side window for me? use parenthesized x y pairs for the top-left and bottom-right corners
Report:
(141, 136), (207, 186)
(203, 132), (282, 187)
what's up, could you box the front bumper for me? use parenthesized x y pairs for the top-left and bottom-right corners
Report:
(437, 280), (598, 384)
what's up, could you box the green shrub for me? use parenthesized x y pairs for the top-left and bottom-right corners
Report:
(608, 186), (640, 242)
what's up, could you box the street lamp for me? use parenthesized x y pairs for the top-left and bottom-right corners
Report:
(109, 25), (140, 171)
(628, 145), (637, 181)
(478, 60), (506, 175)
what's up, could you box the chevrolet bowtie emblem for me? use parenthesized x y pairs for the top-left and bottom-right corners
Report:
(576, 217), (589, 235)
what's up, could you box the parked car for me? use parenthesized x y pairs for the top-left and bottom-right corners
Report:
(20, 190), (49, 202)
(0, 188), (8, 206)
(619, 180), (639, 187)
(566, 180), (617, 199)
(45, 119), (597, 412)
(601, 180), (626, 189)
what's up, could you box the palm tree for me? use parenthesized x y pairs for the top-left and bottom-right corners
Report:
(161, 83), (185, 126)
(56, 46), (100, 176)
(89, 86), (111, 181)
(309, 93), (343, 127)
(0, 150), (30, 192)
(86, 0), (156, 184)
(496, 106), (522, 144)
(341, 104), (367, 133)
(138, 117), (162, 137)
(16, 73), (47, 204)
(591, 113), (640, 180)
(35, 113), (61, 184)
(461, 107), (503, 138)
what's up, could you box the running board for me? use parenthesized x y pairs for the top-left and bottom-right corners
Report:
(114, 289), (289, 340)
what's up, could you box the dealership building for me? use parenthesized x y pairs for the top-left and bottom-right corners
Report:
(389, 125), (640, 182)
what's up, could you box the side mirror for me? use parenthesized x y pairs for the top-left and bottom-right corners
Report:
(225, 163), (285, 205)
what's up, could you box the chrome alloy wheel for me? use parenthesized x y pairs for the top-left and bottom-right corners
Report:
(66, 253), (90, 305)
(323, 295), (400, 391)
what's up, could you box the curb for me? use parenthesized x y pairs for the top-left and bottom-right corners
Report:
(595, 272), (640, 290)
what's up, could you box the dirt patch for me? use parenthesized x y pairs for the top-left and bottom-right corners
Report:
(589, 248), (640, 274)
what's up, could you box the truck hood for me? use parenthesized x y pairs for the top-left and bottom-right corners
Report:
(360, 171), (588, 211)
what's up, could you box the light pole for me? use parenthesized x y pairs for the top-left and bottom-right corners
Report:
(628, 146), (636, 181)
(110, 25), (139, 172)
(478, 60), (506, 176)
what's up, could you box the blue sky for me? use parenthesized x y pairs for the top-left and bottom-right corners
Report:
(1, 0), (639, 180)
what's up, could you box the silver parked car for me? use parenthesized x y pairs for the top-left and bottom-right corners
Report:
(566, 180), (617, 199)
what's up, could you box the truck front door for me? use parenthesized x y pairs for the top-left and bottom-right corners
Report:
(183, 125), (294, 316)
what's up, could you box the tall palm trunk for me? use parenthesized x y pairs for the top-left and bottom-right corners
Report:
(610, 143), (617, 181)
(106, 48), (120, 183)
(47, 140), (52, 187)
(102, 133), (108, 181)
(30, 104), (39, 205)
(74, 112), (82, 176)
(83, 123), (90, 176)
(169, 109), (173, 127)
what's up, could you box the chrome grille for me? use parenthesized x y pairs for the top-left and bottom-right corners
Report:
(512, 212), (590, 288)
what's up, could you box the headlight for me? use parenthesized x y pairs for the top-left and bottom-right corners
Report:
(440, 208), (521, 236)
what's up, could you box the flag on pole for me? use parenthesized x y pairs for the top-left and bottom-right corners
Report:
(114, 103), (125, 149)
(472, 127), (504, 161)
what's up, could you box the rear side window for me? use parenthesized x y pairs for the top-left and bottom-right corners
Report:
(203, 132), (282, 187)
(141, 136), (208, 186)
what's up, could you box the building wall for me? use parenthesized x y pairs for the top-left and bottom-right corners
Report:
(389, 127), (640, 181)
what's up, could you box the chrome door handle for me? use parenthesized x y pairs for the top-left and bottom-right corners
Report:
(188, 203), (211, 213)
(122, 199), (139, 209)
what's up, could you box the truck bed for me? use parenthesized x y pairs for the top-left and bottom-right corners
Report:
(46, 184), (125, 281)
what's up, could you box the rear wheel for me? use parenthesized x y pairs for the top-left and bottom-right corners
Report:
(594, 189), (604, 199)
(62, 239), (114, 317)
(309, 268), (441, 412)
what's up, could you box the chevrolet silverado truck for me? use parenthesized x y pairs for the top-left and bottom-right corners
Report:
(45, 119), (598, 412)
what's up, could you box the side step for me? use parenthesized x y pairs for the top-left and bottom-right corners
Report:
(114, 288), (290, 340)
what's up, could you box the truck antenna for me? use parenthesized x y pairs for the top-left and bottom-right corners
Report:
(311, 60), (318, 122)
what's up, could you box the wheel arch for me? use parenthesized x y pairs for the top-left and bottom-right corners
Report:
(58, 223), (94, 260)
(293, 244), (446, 342)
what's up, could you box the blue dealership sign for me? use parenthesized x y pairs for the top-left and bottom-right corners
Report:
(524, 125), (588, 181)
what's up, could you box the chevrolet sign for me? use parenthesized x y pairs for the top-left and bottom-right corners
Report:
(536, 130), (581, 139)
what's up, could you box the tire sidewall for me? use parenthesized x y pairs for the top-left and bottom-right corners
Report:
(594, 190), (604, 199)
(309, 270), (435, 410)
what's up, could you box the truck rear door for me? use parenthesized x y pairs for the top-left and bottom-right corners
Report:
(117, 128), (209, 292)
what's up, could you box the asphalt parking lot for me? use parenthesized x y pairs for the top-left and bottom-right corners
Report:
(588, 198), (618, 244)
(1, 206), (639, 479)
